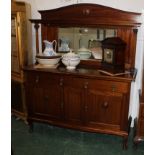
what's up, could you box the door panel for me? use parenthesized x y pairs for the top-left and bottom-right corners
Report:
(32, 86), (44, 115)
(27, 85), (62, 120)
(64, 86), (84, 125)
(42, 85), (62, 119)
(25, 72), (62, 121)
(86, 89), (123, 130)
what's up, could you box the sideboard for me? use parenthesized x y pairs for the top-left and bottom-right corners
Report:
(24, 3), (142, 149)
(24, 66), (134, 149)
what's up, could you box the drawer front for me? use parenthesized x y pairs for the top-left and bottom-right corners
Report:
(26, 72), (63, 86)
(63, 77), (88, 89)
(26, 73), (129, 93)
(63, 77), (129, 93)
(87, 79), (129, 93)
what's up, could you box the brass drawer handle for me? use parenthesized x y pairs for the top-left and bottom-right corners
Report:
(102, 102), (109, 108)
(59, 82), (63, 86)
(111, 85), (116, 92)
(59, 78), (63, 86)
(84, 85), (88, 89)
(84, 82), (88, 89)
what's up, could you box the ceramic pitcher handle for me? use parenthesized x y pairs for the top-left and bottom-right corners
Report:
(53, 40), (57, 52)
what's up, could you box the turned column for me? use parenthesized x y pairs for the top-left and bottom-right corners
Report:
(34, 23), (40, 54)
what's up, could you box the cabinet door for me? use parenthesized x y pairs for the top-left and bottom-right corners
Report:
(26, 72), (62, 121)
(86, 90), (123, 130)
(63, 78), (85, 125)
(85, 78), (130, 132)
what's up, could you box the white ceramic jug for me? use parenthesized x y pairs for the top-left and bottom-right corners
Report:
(43, 40), (57, 56)
(59, 37), (70, 51)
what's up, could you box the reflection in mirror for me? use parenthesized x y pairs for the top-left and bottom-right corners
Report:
(58, 28), (117, 60)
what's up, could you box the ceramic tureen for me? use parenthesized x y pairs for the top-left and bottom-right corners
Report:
(77, 47), (92, 60)
(62, 49), (80, 70)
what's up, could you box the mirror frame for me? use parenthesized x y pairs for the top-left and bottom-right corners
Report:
(30, 3), (141, 69)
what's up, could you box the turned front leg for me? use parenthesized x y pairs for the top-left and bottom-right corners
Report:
(122, 136), (128, 150)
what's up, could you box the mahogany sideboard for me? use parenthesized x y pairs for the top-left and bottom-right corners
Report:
(24, 4), (142, 149)
(24, 66), (134, 149)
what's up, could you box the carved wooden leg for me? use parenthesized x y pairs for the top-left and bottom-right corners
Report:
(133, 136), (144, 149)
(133, 137), (138, 149)
(122, 116), (132, 150)
(122, 136), (128, 150)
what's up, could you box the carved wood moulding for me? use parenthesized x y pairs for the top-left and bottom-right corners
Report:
(30, 3), (141, 28)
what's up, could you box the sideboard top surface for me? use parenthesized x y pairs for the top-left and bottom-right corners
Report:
(23, 66), (136, 82)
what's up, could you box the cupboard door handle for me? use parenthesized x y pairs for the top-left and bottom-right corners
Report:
(84, 82), (88, 89)
(102, 102), (109, 108)
(59, 78), (63, 86)
(84, 85), (88, 89)
(35, 76), (39, 83)
(59, 82), (63, 86)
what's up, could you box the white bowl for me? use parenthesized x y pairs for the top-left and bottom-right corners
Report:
(36, 55), (61, 66)
(77, 51), (92, 60)
(77, 47), (92, 60)
(62, 58), (80, 70)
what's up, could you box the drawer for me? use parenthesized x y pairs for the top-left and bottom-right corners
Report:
(63, 77), (87, 89)
(26, 72), (62, 86)
(64, 77), (129, 93)
(87, 79), (129, 93)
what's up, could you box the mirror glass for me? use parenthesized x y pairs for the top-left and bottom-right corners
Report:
(58, 27), (117, 60)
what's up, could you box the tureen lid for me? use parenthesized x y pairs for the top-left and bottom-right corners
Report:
(63, 49), (80, 59)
